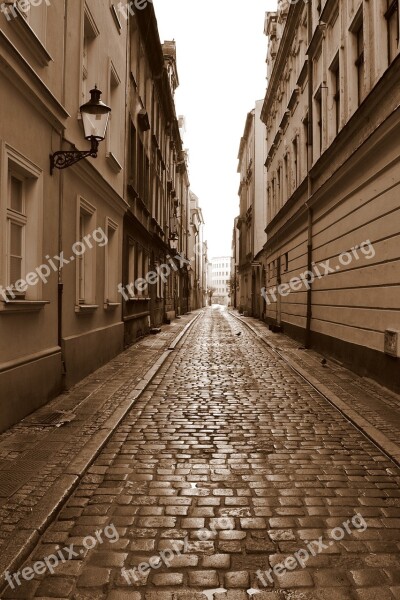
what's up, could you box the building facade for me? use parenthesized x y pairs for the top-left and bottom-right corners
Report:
(0, 0), (130, 428)
(209, 257), (231, 305)
(0, 0), (205, 432)
(188, 191), (206, 311)
(231, 216), (240, 309)
(261, 0), (400, 390)
(236, 100), (267, 317)
(121, 15), (192, 345)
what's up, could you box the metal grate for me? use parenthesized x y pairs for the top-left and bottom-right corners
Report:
(27, 411), (75, 427)
(26, 442), (65, 460)
(0, 471), (31, 497)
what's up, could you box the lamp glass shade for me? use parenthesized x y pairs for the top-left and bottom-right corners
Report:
(80, 88), (111, 141)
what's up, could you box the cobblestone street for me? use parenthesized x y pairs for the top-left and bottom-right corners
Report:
(2, 307), (400, 600)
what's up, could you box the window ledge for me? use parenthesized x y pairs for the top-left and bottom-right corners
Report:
(0, 300), (49, 314)
(75, 304), (99, 314)
(9, 5), (53, 67)
(104, 301), (121, 310)
(106, 151), (123, 173)
(110, 4), (122, 33)
(127, 297), (151, 302)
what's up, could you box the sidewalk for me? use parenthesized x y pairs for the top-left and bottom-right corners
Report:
(0, 311), (202, 587)
(231, 310), (400, 467)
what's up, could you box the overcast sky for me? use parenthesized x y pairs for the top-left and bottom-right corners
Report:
(154, 0), (277, 259)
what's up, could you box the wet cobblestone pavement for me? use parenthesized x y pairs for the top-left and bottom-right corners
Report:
(2, 307), (400, 599)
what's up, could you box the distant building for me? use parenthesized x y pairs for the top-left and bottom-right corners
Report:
(231, 217), (240, 309)
(209, 257), (231, 305)
(188, 191), (206, 311)
(260, 0), (400, 390)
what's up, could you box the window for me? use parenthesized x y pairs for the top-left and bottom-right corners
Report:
(330, 55), (340, 134)
(292, 137), (299, 189)
(354, 18), (365, 105)
(156, 262), (164, 299)
(127, 238), (136, 297)
(276, 166), (282, 210)
(107, 61), (122, 170)
(77, 198), (96, 306)
(129, 122), (137, 189)
(7, 175), (26, 291)
(138, 138), (146, 201)
(386, 0), (399, 63)
(2, 146), (43, 302)
(283, 154), (289, 200)
(303, 114), (309, 162)
(314, 88), (323, 156)
(105, 218), (119, 305)
(136, 245), (148, 297)
(82, 8), (99, 103)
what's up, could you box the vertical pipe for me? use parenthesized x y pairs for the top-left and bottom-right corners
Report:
(305, 0), (314, 349)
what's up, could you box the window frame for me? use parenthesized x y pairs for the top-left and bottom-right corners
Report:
(76, 197), (97, 309)
(1, 144), (43, 303)
(104, 217), (119, 307)
(385, 0), (399, 63)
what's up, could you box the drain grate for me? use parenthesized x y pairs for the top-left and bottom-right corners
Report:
(27, 411), (75, 427)
(0, 471), (31, 497)
(26, 442), (65, 460)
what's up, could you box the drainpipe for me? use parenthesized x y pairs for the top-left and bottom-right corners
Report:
(58, 0), (68, 377)
(305, 0), (313, 349)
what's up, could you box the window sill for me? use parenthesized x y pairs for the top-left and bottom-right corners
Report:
(0, 300), (49, 314)
(9, 5), (53, 67)
(110, 4), (122, 33)
(75, 304), (99, 314)
(106, 152), (123, 173)
(127, 297), (151, 302)
(104, 301), (121, 311)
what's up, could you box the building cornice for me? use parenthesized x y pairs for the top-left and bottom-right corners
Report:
(261, 1), (304, 123)
(0, 30), (69, 131)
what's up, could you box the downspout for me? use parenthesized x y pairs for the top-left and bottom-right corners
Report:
(305, 0), (313, 349)
(58, 0), (68, 378)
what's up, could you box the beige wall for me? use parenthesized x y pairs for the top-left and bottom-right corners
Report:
(0, 2), (67, 430)
(261, 0), (400, 389)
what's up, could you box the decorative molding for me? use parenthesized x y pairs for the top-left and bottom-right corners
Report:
(106, 151), (123, 173)
(0, 31), (69, 130)
(0, 300), (49, 313)
(7, 5), (53, 67)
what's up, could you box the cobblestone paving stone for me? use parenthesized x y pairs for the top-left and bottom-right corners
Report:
(0, 315), (196, 545)
(2, 307), (400, 600)
(237, 313), (400, 447)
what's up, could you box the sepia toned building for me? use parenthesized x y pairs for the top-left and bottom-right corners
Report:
(237, 100), (267, 317)
(261, 0), (400, 389)
(231, 216), (240, 309)
(209, 256), (231, 306)
(121, 14), (192, 344)
(0, 0), (129, 429)
(0, 0), (205, 431)
(188, 191), (206, 311)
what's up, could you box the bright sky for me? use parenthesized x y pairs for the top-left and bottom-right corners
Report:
(154, 0), (277, 259)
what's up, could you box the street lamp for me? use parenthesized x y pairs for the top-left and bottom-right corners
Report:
(50, 86), (111, 174)
(169, 231), (179, 252)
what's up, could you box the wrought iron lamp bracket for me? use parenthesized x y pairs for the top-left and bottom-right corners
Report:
(50, 137), (99, 175)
